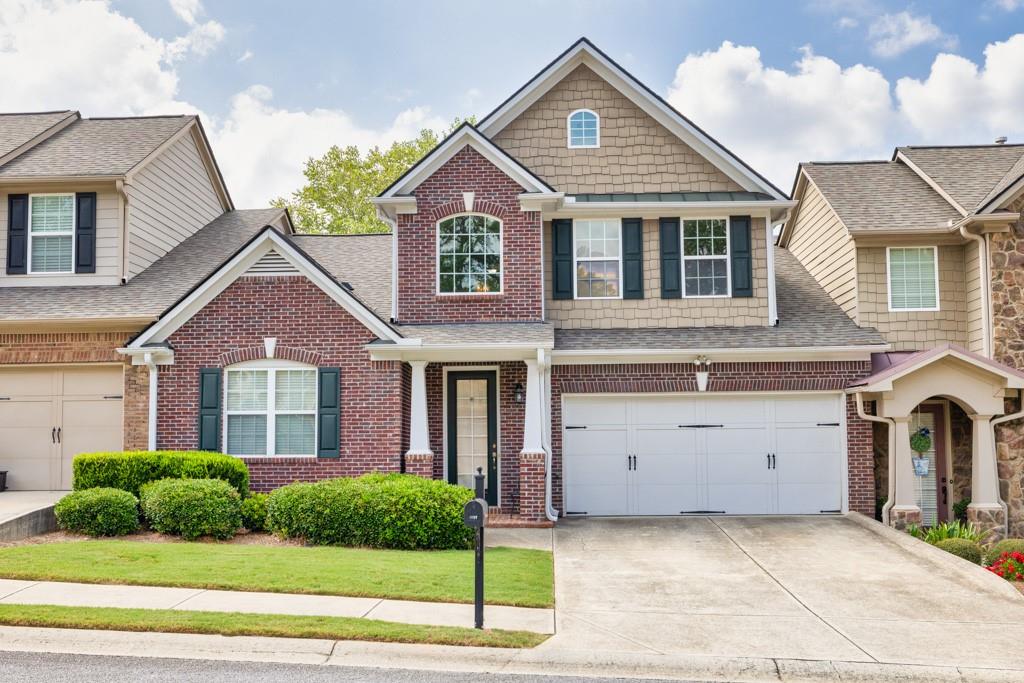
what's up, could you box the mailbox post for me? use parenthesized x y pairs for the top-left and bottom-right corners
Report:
(462, 467), (488, 629)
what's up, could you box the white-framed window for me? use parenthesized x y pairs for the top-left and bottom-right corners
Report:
(224, 364), (317, 457)
(437, 213), (502, 294)
(574, 218), (621, 299)
(682, 218), (730, 297)
(28, 193), (74, 274)
(887, 246), (939, 311)
(567, 109), (599, 148)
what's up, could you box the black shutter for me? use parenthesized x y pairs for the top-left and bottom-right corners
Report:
(622, 218), (643, 299)
(75, 192), (96, 274)
(730, 215), (753, 298)
(198, 369), (221, 452)
(659, 217), (681, 299)
(6, 194), (28, 275)
(551, 219), (574, 300)
(317, 367), (340, 458)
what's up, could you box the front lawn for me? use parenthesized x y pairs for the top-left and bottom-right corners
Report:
(0, 540), (553, 608)
(0, 604), (546, 648)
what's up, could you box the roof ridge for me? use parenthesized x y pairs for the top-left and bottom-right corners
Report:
(82, 114), (193, 121)
(292, 232), (391, 237)
(0, 110), (75, 117)
(804, 160), (892, 166)
(899, 143), (1024, 150)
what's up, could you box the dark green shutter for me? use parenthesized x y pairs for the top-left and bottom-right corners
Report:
(659, 217), (681, 299)
(730, 215), (753, 297)
(317, 367), (340, 458)
(551, 219), (574, 300)
(75, 192), (97, 274)
(622, 218), (643, 299)
(6, 194), (28, 275)
(198, 369), (221, 452)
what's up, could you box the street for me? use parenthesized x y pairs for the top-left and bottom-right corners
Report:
(0, 651), (702, 683)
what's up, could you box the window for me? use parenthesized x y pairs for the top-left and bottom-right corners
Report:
(28, 194), (74, 274)
(682, 218), (730, 297)
(437, 214), (502, 294)
(888, 246), (939, 311)
(567, 109), (599, 148)
(225, 367), (317, 456)
(574, 218), (621, 298)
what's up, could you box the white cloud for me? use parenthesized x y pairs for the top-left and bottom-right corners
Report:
(994, 0), (1023, 10)
(166, 20), (225, 60)
(168, 0), (200, 25)
(836, 16), (859, 29)
(237, 49), (254, 63)
(868, 11), (956, 58)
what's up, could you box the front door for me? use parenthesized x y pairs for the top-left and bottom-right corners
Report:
(446, 371), (498, 505)
(911, 403), (949, 525)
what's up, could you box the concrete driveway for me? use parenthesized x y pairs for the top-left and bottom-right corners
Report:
(540, 515), (1024, 671)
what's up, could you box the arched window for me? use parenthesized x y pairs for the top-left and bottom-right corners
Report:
(225, 360), (317, 456)
(567, 109), (599, 148)
(437, 214), (502, 294)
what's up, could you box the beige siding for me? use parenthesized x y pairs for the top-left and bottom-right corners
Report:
(0, 183), (121, 287)
(492, 65), (744, 195)
(785, 180), (858, 321)
(856, 245), (968, 350)
(965, 239), (984, 354)
(126, 131), (223, 278)
(544, 217), (769, 328)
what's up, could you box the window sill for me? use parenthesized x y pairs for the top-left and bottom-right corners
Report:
(435, 293), (504, 300)
(232, 454), (318, 461)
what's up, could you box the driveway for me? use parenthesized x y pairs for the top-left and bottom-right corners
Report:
(540, 516), (1024, 670)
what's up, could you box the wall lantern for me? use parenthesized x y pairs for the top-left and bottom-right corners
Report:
(514, 382), (525, 404)
(693, 355), (712, 392)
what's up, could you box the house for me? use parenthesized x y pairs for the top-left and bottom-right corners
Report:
(782, 144), (1024, 539)
(5, 38), (979, 534)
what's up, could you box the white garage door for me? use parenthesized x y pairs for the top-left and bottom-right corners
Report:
(0, 366), (123, 490)
(563, 394), (844, 516)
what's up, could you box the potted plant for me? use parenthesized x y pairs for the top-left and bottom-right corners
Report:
(911, 426), (932, 476)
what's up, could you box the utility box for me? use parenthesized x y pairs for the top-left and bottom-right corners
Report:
(463, 498), (488, 528)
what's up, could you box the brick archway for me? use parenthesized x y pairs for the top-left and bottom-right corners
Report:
(216, 345), (323, 367)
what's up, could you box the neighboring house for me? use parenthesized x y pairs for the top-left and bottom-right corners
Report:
(782, 144), (1024, 538)
(3, 38), (934, 533)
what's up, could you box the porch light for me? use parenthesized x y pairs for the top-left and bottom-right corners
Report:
(694, 355), (711, 392)
(514, 382), (525, 404)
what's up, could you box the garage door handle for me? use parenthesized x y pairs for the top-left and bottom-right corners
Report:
(52, 427), (56, 444)
(57, 427), (61, 443)
(678, 424), (723, 429)
(565, 425), (587, 430)
(817, 422), (840, 427)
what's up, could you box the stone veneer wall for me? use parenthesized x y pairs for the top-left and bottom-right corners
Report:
(544, 218), (770, 328)
(491, 64), (744, 195)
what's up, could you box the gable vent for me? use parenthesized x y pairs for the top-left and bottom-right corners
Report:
(246, 249), (299, 276)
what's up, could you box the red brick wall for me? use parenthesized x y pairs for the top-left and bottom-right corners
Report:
(156, 275), (404, 491)
(549, 361), (875, 516)
(396, 146), (543, 324)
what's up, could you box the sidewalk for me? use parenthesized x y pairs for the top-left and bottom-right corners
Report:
(0, 579), (554, 634)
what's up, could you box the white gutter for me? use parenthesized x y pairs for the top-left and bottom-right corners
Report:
(855, 392), (895, 525)
(144, 352), (158, 451)
(959, 223), (993, 358)
(538, 348), (558, 522)
(989, 389), (1024, 538)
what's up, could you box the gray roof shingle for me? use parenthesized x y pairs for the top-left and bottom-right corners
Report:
(0, 111), (75, 160)
(553, 247), (886, 351)
(899, 145), (1024, 211)
(979, 151), (1024, 211)
(291, 234), (392, 318)
(0, 116), (193, 177)
(801, 161), (960, 233)
(396, 322), (554, 346)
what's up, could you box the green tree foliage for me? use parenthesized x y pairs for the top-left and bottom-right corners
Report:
(274, 118), (473, 234)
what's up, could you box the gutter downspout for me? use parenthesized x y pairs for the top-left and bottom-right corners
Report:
(539, 348), (558, 522)
(116, 179), (130, 284)
(144, 353), (158, 451)
(856, 392), (895, 525)
(989, 389), (1024, 538)
(959, 223), (993, 358)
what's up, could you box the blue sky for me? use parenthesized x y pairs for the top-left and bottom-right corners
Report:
(1, 0), (1022, 205)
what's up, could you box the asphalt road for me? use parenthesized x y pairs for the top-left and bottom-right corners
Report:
(0, 651), (703, 683)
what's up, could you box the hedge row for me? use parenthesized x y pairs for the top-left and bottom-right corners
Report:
(73, 451), (249, 497)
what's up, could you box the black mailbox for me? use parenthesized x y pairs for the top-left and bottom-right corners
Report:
(463, 498), (488, 528)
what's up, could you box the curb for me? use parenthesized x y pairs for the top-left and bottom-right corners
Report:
(0, 505), (57, 543)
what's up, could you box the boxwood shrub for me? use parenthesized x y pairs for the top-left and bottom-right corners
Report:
(73, 451), (249, 497)
(267, 473), (475, 550)
(985, 538), (1024, 566)
(934, 538), (983, 564)
(54, 488), (140, 537)
(140, 478), (242, 540)
(241, 492), (270, 532)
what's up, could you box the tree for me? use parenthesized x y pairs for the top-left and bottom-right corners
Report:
(274, 118), (473, 234)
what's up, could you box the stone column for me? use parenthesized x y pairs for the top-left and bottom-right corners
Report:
(968, 414), (1006, 540)
(519, 358), (547, 522)
(889, 416), (922, 529)
(405, 360), (433, 479)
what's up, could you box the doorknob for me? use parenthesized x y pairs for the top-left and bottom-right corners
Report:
(490, 443), (497, 464)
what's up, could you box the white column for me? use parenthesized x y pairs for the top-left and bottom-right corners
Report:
(521, 358), (545, 454)
(407, 360), (432, 456)
(144, 353), (158, 451)
(890, 417), (920, 512)
(970, 414), (1001, 506)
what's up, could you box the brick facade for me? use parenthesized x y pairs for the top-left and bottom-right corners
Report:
(155, 275), (405, 491)
(395, 146), (543, 324)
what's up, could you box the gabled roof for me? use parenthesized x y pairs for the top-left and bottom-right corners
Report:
(291, 233), (392, 318)
(896, 144), (1024, 214)
(848, 342), (1024, 393)
(476, 37), (786, 200)
(376, 123), (554, 200)
(0, 110), (77, 163)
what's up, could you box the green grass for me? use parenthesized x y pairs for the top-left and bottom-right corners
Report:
(0, 541), (553, 608)
(0, 604), (547, 648)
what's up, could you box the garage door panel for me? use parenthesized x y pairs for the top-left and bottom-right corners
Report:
(61, 366), (123, 396)
(776, 426), (841, 454)
(704, 398), (767, 423)
(563, 397), (626, 426)
(778, 483), (841, 514)
(564, 425), (629, 515)
(60, 398), (123, 489)
(774, 396), (841, 424)
(632, 397), (696, 425)
(708, 483), (774, 515)
(0, 400), (57, 490)
(634, 427), (699, 515)
(0, 368), (59, 397)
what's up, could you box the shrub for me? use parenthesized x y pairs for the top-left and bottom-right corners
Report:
(267, 473), (475, 550)
(73, 451), (249, 497)
(140, 478), (241, 540)
(922, 520), (988, 544)
(988, 551), (1024, 581)
(985, 539), (1024, 567)
(54, 488), (139, 537)
(934, 538), (983, 564)
(953, 497), (971, 523)
(241, 493), (269, 532)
